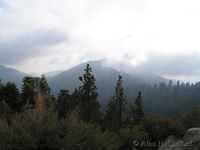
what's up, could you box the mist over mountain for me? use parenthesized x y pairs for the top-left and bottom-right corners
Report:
(0, 60), (168, 91)
(44, 70), (63, 78)
(3, 60), (200, 116)
(47, 59), (169, 109)
(0, 59), (169, 111)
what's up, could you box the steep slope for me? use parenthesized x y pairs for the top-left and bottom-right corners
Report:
(48, 60), (169, 108)
(0, 65), (28, 89)
(0, 60), (169, 112)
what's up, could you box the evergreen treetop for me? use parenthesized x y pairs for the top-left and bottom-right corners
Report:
(78, 64), (101, 123)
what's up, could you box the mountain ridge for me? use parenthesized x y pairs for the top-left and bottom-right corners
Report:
(0, 60), (170, 113)
(46, 60), (169, 109)
(0, 60), (169, 96)
(0, 65), (28, 89)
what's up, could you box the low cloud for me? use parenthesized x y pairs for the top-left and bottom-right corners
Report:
(0, 0), (200, 80)
(122, 52), (200, 76)
(102, 51), (200, 79)
(0, 28), (67, 63)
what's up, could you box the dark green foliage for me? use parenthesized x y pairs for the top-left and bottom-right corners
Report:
(1, 63), (200, 150)
(115, 75), (127, 128)
(0, 108), (64, 150)
(71, 88), (80, 107)
(104, 75), (127, 131)
(0, 101), (11, 126)
(180, 105), (200, 128)
(56, 88), (81, 118)
(3, 62), (200, 118)
(39, 74), (51, 96)
(65, 110), (120, 150)
(129, 91), (145, 125)
(144, 115), (186, 147)
(104, 96), (119, 132)
(49, 94), (56, 111)
(78, 64), (101, 123)
(21, 76), (40, 105)
(138, 80), (200, 118)
(119, 126), (149, 150)
(56, 89), (75, 119)
(134, 91), (145, 120)
(0, 107), (120, 150)
(39, 74), (52, 108)
(0, 81), (20, 112)
(21, 75), (52, 109)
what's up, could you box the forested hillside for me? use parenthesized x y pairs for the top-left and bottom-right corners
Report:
(1, 61), (200, 118)
(47, 60), (170, 114)
(0, 63), (200, 149)
(139, 80), (200, 118)
(46, 61), (200, 118)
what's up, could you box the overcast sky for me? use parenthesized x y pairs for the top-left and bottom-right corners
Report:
(0, 0), (200, 82)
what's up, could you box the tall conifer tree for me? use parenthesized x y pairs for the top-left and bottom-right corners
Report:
(56, 89), (71, 119)
(130, 91), (145, 125)
(0, 82), (20, 112)
(39, 74), (52, 108)
(115, 75), (127, 129)
(104, 75), (127, 131)
(104, 96), (119, 132)
(21, 76), (39, 105)
(78, 64), (101, 123)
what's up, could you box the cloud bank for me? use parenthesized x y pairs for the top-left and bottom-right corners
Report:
(0, 0), (200, 81)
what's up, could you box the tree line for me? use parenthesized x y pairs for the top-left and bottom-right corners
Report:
(136, 80), (200, 118)
(0, 64), (200, 150)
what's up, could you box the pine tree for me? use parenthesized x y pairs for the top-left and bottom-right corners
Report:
(130, 91), (145, 125)
(39, 74), (52, 108)
(135, 91), (145, 121)
(104, 96), (119, 132)
(0, 81), (20, 112)
(21, 76), (40, 106)
(115, 75), (127, 129)
(56, 89), (80, 119)
(104, 75), (127, 131)
(78, 64), (101, 123)
(39, 74), (51, 96)
(56, 89), (71, 119)
(71, 88), (81, 109)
